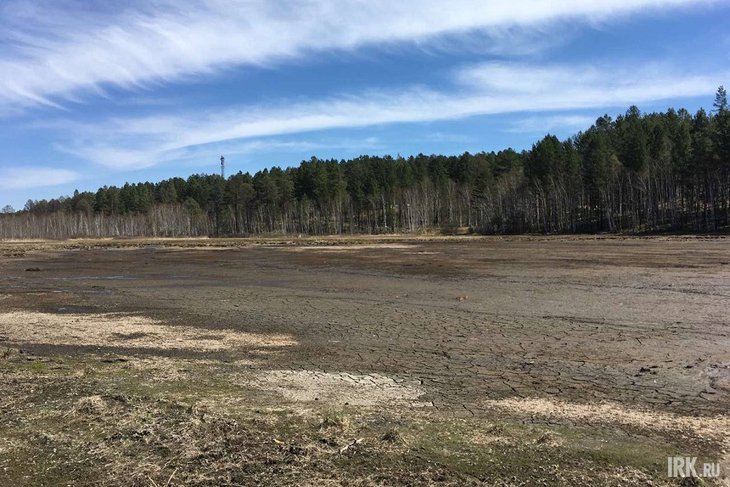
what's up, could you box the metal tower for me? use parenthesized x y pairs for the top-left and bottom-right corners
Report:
(220, 156), (225, 179)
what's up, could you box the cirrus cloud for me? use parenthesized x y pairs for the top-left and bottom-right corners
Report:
(0, 0), (714, 110)
(53, 61), (726, 169)
(0, 167), (80, 190)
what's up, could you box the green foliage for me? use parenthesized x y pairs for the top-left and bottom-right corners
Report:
(183, 197), (202, 215)
(713, 86), (728, 113)
(617, 106), (648, 172)
(526, 135), (562, 189)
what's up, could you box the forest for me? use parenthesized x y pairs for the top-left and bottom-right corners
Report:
(1, 87), (729, 239)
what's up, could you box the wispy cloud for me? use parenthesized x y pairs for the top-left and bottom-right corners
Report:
(147, 137), (385, 169)
(0, 0), (712, 109)
(55, 132), (385, 170)
(506, 114), (597, 134)
(54, 61), (725, 169)
(0, 167), (79, 190)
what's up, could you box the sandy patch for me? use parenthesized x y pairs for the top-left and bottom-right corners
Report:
(286, 244), (415, 252)
(163, 246), (240, 251)
(484, 397), (730, 446)
(248, 369), (428, 407)
(0, 311), (297, 352)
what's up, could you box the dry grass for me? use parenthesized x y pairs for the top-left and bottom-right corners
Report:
(74, 395), (110, 415)
(0, 311), (297, 352)
(484, 397), (730, 447)
(284, 243), (416, 252)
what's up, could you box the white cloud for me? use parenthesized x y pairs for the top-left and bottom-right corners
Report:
(166, 137), (383, 161)
(141, 137), (384, 169)
(54, 61), (725, 169)
(0, 0), (713, 108)
(506, 115), (598, 134)
(0, 167), (80, 190)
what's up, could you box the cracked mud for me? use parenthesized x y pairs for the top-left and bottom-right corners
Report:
(1, 235), (728, 485)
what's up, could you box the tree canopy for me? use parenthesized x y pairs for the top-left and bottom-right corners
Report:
(3, 88), (730, 238)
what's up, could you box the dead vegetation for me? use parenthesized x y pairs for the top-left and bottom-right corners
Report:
(1, 233), (725, 256)
(483, 397), (730, 448)
(0, 353), (475, 486)
(0, 357), (694, 486)
(0, 311), (297, 352)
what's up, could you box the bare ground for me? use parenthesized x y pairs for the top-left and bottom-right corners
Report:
(0, 235), (728, 485)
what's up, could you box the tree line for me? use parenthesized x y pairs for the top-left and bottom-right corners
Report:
(1, 87), (729, 239)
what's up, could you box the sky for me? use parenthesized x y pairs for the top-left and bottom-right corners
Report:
(0, 0), (729, 209)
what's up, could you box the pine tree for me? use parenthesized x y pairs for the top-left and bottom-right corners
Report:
(713, 86), (728, 113)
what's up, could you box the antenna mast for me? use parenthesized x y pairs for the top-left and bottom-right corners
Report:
(220, 155), (225, 179)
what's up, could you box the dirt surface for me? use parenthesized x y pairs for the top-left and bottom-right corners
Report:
(0, 235), (728, 485)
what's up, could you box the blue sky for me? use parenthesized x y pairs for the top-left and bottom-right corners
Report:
(0, 0), (729, 209)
